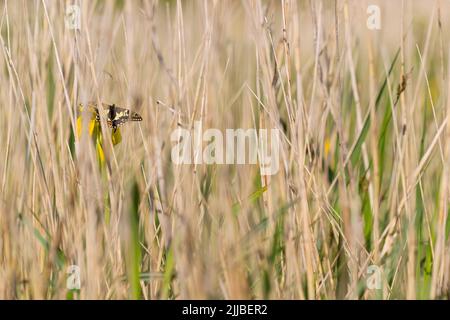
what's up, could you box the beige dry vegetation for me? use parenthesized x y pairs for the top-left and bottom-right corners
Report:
(0, 0), (449, 299)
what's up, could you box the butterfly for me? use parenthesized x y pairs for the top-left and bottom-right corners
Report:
(78, 102), (142, 131)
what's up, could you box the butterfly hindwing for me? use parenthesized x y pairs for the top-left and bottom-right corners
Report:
(130, 110), (143, 122)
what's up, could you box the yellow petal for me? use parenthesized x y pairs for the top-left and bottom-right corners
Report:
(324, 138), (331, 157)
(89, 119), (96, 136)
(76, 116), (82, 139)
(112, 128), (122, 145)
(96, 139), (105, 165)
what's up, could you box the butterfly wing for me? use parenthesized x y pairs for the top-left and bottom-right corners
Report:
(112, 107), (130, 129)
(130, 110), (143, 122)
(105, 104), (142, 129)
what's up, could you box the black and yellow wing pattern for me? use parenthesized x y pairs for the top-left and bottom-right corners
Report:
(78, 102), (143, 130)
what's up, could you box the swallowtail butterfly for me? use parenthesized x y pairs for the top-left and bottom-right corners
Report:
(78, 102), (142, 130)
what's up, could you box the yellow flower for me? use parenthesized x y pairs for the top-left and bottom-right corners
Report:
(76, 104), (122, 168)
(324, 137), (331, 158)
